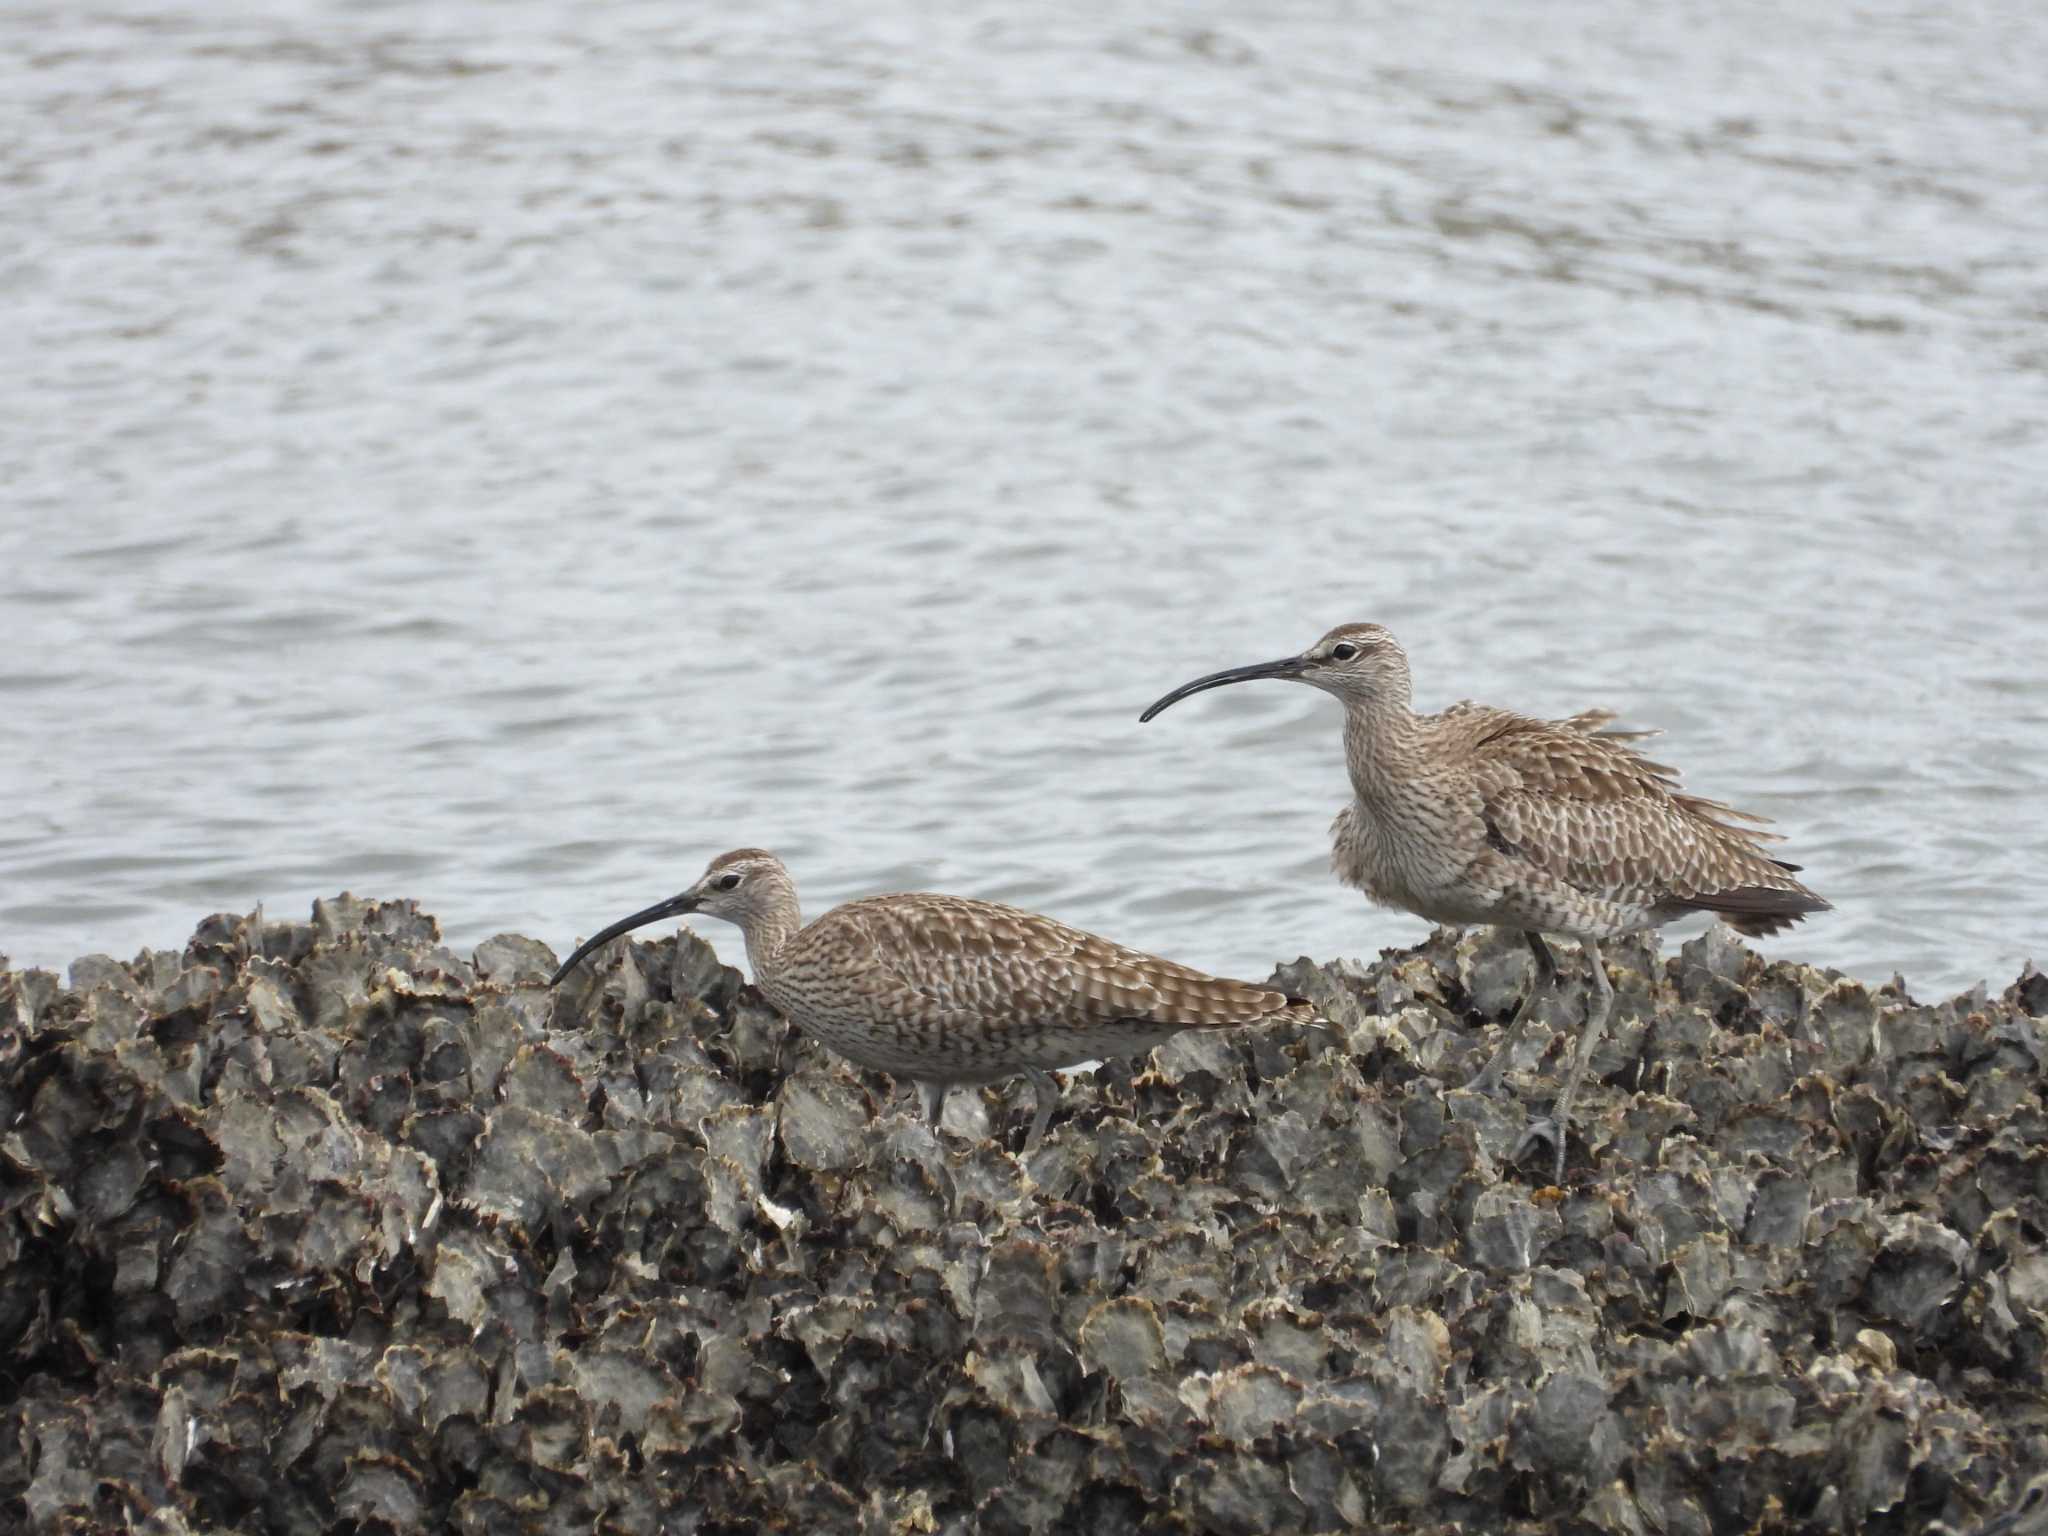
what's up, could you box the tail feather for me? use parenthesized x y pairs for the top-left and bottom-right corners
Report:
(1679, 884), (1832, 938)
(1277, 995), (1324, 1029)
(1190, 993), (1322, 1031)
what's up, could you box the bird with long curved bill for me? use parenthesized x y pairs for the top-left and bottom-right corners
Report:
(1140, 622), (1830, 1182)
(551, 848), (1321, 1152)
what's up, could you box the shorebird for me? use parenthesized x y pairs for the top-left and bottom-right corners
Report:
(550, 848), (1318, 1151)
(1139, 622), (1830, 1181)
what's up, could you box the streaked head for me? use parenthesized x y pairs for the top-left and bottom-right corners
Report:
(1138, 623), (1412, 721)
(548, 848), (794, 986)
(684, 848), (794, 925)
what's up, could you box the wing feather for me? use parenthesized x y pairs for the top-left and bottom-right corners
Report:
(1433, 706), (1807, 903)
(800, 894), (1310, 1034)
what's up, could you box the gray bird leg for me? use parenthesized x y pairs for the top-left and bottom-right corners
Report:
(1514, 938), (1614, 1183)
(917, 1079), (947, 1130)
(1022, 1068), (1059, 1153)
(1468, 931), (1559, 1096)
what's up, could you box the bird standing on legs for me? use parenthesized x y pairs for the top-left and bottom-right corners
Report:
(1139, 623), (1830, 1182)
(551, 848), (1319, 1152)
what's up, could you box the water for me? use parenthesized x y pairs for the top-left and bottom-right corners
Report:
(5, 0), (2045, 1000)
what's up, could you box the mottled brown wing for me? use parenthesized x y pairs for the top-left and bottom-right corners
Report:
(1453, 709), (1796, 902)
(1554, 708), (1669, 759)
(811, 894), (1308, 1033)
(1443, 702), (1679, 777)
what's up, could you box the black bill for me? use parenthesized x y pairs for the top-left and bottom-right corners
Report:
(1138, 655), (1307, 722)
(549, 891), (699, 986)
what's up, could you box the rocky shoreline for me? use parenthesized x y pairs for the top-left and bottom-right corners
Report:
(1, 896), (2042, 1533)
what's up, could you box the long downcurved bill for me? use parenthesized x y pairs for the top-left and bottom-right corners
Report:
(1138, 656), (1305, 722)
(549, 891), (698, 986)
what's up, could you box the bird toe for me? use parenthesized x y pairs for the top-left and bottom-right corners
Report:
(1467, 1058), (1511, 1097)
(1512, 1117), (1566, 1183)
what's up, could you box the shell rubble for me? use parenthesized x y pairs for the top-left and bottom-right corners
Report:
(1, 900), (2043, 1533)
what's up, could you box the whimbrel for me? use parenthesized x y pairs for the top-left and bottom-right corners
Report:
(1139, 622), (1830, 1181)
(550, 848), (1318, 1151)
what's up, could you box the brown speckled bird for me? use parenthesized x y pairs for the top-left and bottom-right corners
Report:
(551, 848), (1318, 1150)
(1140, 622), (1830, 1181)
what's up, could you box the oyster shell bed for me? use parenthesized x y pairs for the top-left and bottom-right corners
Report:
(2, 897), (2044, 1535)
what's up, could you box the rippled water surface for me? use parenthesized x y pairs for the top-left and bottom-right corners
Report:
(5, 0), (2045, 997)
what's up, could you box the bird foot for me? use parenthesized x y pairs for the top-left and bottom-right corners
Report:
(1511, 1117), (1567, 1185)
(1466, 1059), (1510, 1098)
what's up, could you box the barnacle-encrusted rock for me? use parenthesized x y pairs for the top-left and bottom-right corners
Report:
(1, 903), (2043, 1532)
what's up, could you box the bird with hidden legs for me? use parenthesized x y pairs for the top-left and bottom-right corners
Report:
(1139, 621), (1830, 1182)
(551, 848), (1319, 1151)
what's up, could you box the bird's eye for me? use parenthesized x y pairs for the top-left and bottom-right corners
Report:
(715, 873), (741, 891)
(1329, 642), (1360, 662)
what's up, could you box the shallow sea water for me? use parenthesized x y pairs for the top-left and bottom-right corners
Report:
(4, 0), (2045, 997)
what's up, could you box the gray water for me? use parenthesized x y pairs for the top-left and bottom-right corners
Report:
(5, 0), (2046, 1000)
